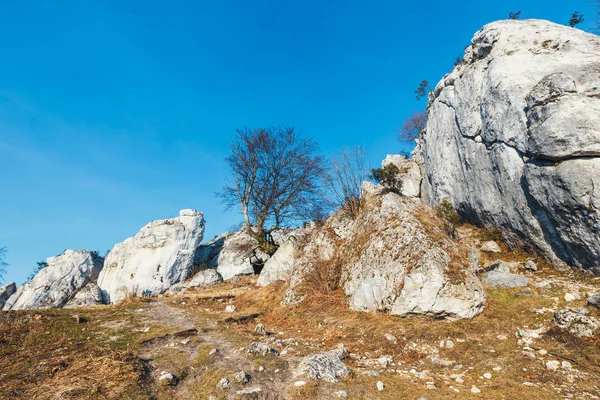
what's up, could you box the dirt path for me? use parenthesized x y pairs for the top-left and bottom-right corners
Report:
(135, 299), (302, 399)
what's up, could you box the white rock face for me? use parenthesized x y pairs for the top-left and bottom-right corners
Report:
(0, 282), (17, 308)
(196, 229), (257, 281)
(381, 154), (422, 198)
(3, 250), (103, 311)
(197, 226), (294, 281)
(165, 269), (223, 295)
(64, 282), (104, 308)
(280, 192), (486, 320)
(418, 20), (600, 273)
(97, 209), (205, 303)
(257, 228), (307, 287)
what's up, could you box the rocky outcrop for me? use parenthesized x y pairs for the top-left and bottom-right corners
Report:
(64, 282), (104, 308)
(553, 308), (599, 337)
(3, 250), (103, 311)
(197, 226), (295, 281)
(0, 282), (16, 308)
(381, 154), (422, 198)
(166, 269), (223, 295)
(97, 209), (205, 303)
(418, 20), (600, 273)
(270, 192), (486, 320)
(195, 229), (260, 281)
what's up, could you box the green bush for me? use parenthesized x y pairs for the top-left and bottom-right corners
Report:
(480, 228), (503, 242)
(371, 164), (403, 194)
(435, 200), (463, 237)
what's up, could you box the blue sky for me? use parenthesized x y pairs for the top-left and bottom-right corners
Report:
(0, 0), (596, 285)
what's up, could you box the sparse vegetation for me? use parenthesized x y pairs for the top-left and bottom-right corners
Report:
(371, 163), (403, 194)
(435, 200), (463, 237)
(323, 145), (371, 219)
(569, 11), (584, 27)
(480, 227), (504, 242)
(509, 11), (521, 20)
(0, 247), (6, 284)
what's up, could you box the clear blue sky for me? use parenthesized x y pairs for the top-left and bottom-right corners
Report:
(0, 0), (596, 285)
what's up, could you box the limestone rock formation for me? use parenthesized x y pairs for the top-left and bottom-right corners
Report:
(97, 209), (205, 303)
(417, 20), (600, 273)
(64, 282), (104, 308)
(197, 226), (295, 281)
(381, 154), (422, 198)
(0, 282), (16, 308)
(195, 229), (259, 281)
(166, 269), (223, 295)
(271, 192), (486, 320)
(257, 230), (307, 287)
(3, 250), (103, 311)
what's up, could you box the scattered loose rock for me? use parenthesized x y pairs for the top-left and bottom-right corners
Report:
(247, 342), (279, 356)
(297, 345), (352, 383)
(234, 371), (251, 384)
(159, 372), (177, 387)
(216, 377), (231, 389)
(254, 323), (267, 336)
(376, 381), (384, 391)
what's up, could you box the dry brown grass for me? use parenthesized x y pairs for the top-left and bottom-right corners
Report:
(0, 309), (150, 399)
(178, 274), (600, 398)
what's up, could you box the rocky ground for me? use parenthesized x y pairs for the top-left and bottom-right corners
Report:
(2, 260), (600, 400)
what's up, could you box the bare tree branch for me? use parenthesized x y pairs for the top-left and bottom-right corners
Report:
(398, 111), (427, 142)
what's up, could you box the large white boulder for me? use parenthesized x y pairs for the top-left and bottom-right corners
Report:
(279, 192), (486, 320)
(3, 250), (103, 311)
(257, 236), (301, 287)
(97, 209), (205, 303)
(418, 20), (600, 273)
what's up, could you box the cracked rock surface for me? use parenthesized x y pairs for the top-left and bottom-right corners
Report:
(265, 192), (486, 320)
(417, 20), (600, 272)
(3, 250), (103, 310)
(97, 209), (205, 303)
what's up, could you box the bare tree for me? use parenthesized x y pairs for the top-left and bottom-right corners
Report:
(398, 111), (427, 142)
(218, 127), (325, 254)
(0, 247), (7, 284)
(323, 146), (370, 219)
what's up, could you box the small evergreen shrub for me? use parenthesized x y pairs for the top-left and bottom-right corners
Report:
(371, 164), (403, 195)
(435, 200), (463, 237)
